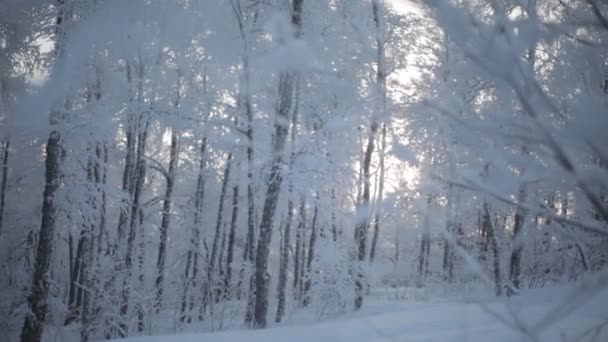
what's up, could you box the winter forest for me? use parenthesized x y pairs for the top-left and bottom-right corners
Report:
(1, 0), (608, 341)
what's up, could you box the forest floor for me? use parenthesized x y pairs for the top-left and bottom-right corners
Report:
(105, 283), (608, 342)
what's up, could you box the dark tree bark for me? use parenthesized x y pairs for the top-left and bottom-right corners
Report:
(211, 154), (232, 272)
(65, 229), (86, 325)
(216, 224), (228, 302)
(136, 208), (145, 332)
(394, 234), (400, 264)
(245, 111), (256, 265)
(250, 84), (291, 327)
(208, 152), (232, 306)
(292, 198), (305, 302)
(298, 233), (307, 299)
(293, 196), (306, 301)
(0, 139), (9, 238)
(181, 138), (206, 322)
(21, 130), (62, 342)
(478, 209), (488, 263)
(416, 231), (431, 288)
(483, 203), (502, 296)
(331, 190), (338, 242)
(232, 2), (257, 301)
(275, 197), (293, 323)
(81, 141), (106, 342)
(105, 63), (141, 339)
(370, 124), (386, 264)
(224, 184), (239, 299)
(508, 185), (527, 295)
(442, 185), (455, 282)
(275, 57), (302, 322)
(442, 235), (452, 282)
(80, 66), (105, 341)
(118, 106), (150, 337)
(368, 0), (388, 265)
(83, 141), (107, 342)
(66, 151), (94, 324)
(155, 127), (180, 312)
(116, 109), (136, 244)
(230, 0), (259, 317)
(302, 203), (318, 307)
(416, 195), (432, 288)
(155, 75), (183, 311)
(249, 0), (303, 329)
(353, 110), (377, 303)
(184, 70), (210, 322)
(21, 3), (68, 340)
(353, 0), (385, 303)
(507, 2), (536, 295)
(180, 246), (193, 323)
(119, 154), (147, 337)
(354, 120), (376, 308)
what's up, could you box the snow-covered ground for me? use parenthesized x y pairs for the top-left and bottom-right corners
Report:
(110, 284), (608, 342)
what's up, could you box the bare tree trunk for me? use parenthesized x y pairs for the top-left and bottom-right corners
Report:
(136, 208), (145, 332)
(508, 185), (527, 295)
(275, 53), (302, 323)
(20, 129), (62, 342)
(78, 64), (105, 340)
(354, 122), (376, 308)
(249, 1), (302, 329)
(416, 232), (430, 288)
(293, 197), (305, 302)
(65, 228), (86, 325)
(119, 156), (146, 337)
(331, 190), (338, 242)
(104, 62), (140, 338)
(251, 81), (291, 327)
(198, 256), (209, 320)
(442, 236), (451, 281)
(224, 184), (239, 299)
(67, 151), (94, 324)
(116, 116), (136, 244)
(180, 248), (193, 323)
(21, 2), (69, 340)
(0, 75), (9, 239)
(155, 74), (183, 311)
(231, 1), (259, 319)
(245, 119), (256, 263)
(181, 138), (206, 322)
(232, 2), (257, 307)
(275, 197), (293, 323)
(370, 124), (386, 263)
(77, 235), (93, 338)
(354, 0), (385, 310)
(368, 0), (388, 263)
(155, 127), (179, 312)
(302, 203), (318, 307)
(449, 223), (464, 279)
(394, 233), (400, 264)
(480, 210), (488, 264)
(208, 153), (232, 306)
(417, 195), (432, 288)
(353, 108), (378, 306)
(0, 139), (9, 238)
(119, 110), (149, 337)
(441, 181), (455, 282)
(483, 203), (502, 296)
(216, 224), (228, 303)
(507, 0), (537, 295)
(81, 141), (107, 342)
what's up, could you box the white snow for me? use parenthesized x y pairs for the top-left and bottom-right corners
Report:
(109, 285), (608, 342)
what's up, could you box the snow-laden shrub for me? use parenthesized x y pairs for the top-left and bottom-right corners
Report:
(307, 236), (355, 319)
